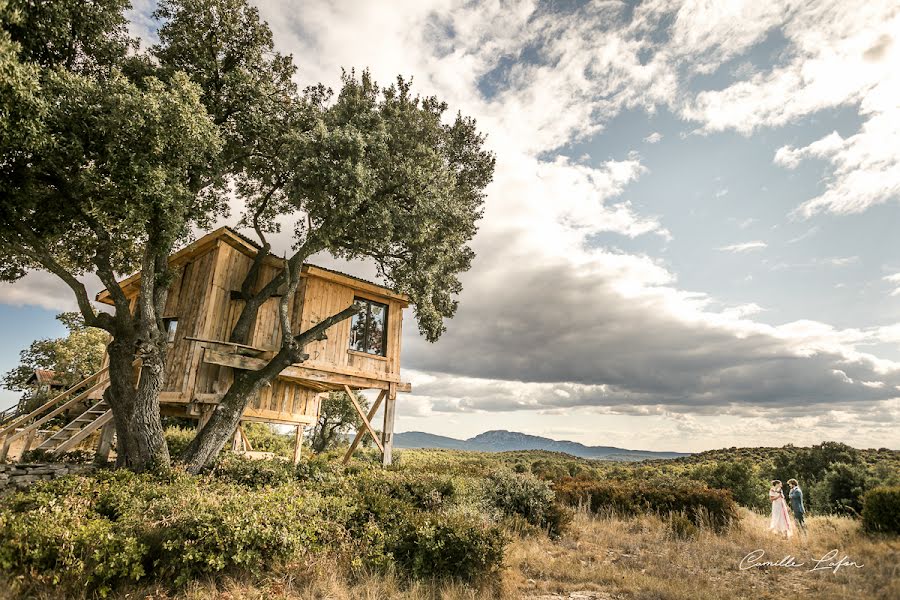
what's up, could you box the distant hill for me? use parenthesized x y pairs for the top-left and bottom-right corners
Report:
(394, 429), (689, 461)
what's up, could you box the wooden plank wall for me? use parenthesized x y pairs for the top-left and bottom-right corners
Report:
(161, 250), (217, 395)
(298, 277), (403, 380)
(115, 238), (403, 426)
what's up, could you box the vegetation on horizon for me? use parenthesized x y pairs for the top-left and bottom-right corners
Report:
(1, 442), (897, 598)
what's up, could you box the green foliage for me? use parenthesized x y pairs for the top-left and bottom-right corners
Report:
(210, 454), (297, 488)
(554, 476), (737, 531)
(163, 426), (195, 457)
(485, 469), (571, 538)
(688, 459), (765, 511)
(861, 486), (900, 534)
(388, 511), (505, 581)
(2, 312), (109, 405)
(309, 390), (370, 453)
(816, 462), (871, 516)
(667, 513), (699, 540)
(19, 448), (93, 464)
(0, 461), (511, 595)
(241, 422), (294, 457)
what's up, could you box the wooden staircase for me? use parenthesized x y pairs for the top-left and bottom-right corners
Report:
(0, 368), (112, 461)
(34, 399), (113, 455)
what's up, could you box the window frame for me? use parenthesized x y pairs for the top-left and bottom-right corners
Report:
(349, 297), (389, 357)
(162, 317), (179, 344)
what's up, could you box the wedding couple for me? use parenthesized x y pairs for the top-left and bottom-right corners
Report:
(769, 479), (806, 538)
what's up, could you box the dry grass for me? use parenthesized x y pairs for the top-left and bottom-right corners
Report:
(505, 508), (899, 600)
(3, 509), (896, 600)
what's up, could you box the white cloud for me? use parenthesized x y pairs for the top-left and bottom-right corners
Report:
(884, 273), (900, 296)
(718, 241), (767, 252)
(7, 0), (900, 448)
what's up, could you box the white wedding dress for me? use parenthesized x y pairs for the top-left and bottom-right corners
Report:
(769, 487), (793, 537)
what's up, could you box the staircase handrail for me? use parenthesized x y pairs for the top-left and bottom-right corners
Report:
(0, 375), (113, 461)
(0, 405), (19, 426)
(0, 367), (109, 441)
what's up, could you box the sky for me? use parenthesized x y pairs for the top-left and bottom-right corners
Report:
(2, 0), (899, 452)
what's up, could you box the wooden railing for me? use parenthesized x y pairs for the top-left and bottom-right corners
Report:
(0, 405), (20, 427)
(0, 368), (111, 461)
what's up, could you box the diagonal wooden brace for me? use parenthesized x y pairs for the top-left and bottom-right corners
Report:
(342, 385), (384, 457)
(342, 389), (386, 464)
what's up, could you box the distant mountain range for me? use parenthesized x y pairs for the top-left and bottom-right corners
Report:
(394, 429), (689, 461)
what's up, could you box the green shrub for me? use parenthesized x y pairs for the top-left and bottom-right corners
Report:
(554, 476), (737, 531)
(163, 426), (195, 457)
(391, 511), (505, 581)
(210, 455), (297, 488)
(241, 422), (295, 458)
(18, 448), (95, 464)
(819, 462), (871, 516)
(688, 459), (764, 510)
(485, 469), (570, 538)
(861, 486), (900, 534)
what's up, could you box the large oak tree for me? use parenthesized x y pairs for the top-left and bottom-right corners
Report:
(0, 0), (494, 472)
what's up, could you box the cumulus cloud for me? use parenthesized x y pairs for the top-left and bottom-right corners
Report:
(644, 132), (663, 144)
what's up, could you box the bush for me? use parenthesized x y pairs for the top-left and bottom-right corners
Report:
(241, 422), (295, 458)
(210, 454), (297, 488)
(0, 464), (511, 595)
(688, 459), (764, 510)
(861, 486), (900, 534)
(391, 511), (505, 581)
(0, 471), (330, 594)
(554, 476), (737, 531)
(485, 469), (571, 538)
(819, 462), (871, 516)
(163, 426), (195, 456)
(667, 513), (699, 540)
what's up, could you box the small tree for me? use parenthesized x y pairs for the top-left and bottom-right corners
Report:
(3, 312), (109, 412)
(308, 390), (370, 454)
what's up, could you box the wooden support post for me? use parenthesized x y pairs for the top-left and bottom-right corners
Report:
(342, 389), (385, 464)
(381, 383), (397, 466)
(231, 424), (242, 452)
(239, 426), (252, 452)
(20, 428), (36, 457)
(95, 422), (115, 464)
(197, 406), (213, 431)
(343, 385), (383, 453)
(293, 424), (304, 464)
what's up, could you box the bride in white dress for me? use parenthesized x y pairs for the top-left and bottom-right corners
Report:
(768, 480), (793, 538)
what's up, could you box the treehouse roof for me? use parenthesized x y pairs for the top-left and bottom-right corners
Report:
(95, 227), (410, 306)
(25, 369), (64, 386)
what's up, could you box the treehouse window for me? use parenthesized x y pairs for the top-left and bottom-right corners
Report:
(163, 318), (178, 343)
(349, 298), (388, 356)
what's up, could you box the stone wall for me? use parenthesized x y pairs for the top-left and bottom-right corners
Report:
(0, 463), (95, 489)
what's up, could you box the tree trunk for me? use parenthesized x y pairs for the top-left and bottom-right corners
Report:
(181, 304), (360, 472)
(181, 351), (292, 473)
(103, 331), (171, 471)
(229, 294), (263, 345)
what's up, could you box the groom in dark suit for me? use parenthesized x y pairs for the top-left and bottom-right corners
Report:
(788, 478), (806, 533)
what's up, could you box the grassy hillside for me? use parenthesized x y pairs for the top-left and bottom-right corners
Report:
(0, 442), (897, 599)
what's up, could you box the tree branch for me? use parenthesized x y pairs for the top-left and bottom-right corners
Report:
(5, 225), (112, 332)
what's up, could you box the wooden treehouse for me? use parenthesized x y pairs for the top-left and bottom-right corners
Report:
(0, 227), (411, 464)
